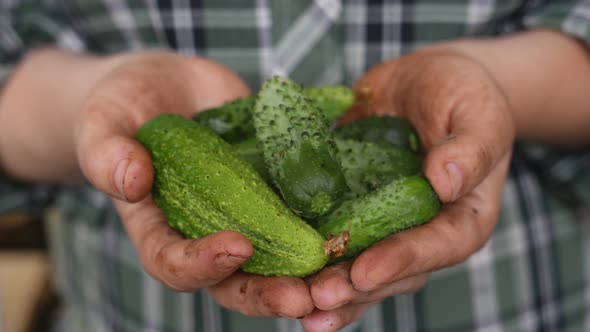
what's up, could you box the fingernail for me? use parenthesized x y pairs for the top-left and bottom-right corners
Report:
(216, 254), (248, 270)
(356, 281), (378, 292)
(445, 162), (463, 202)
(114, 159), (130, 201)
(357, 271), (378, 292)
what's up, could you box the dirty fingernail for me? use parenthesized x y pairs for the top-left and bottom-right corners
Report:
(356, 269), (378, 292)
(217, 254), (249, 270)
(114, 159), (130, 201)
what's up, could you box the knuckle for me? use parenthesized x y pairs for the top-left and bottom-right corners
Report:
(152, 244), (203, 292)
(256, 283), (280, 313)
(255, 279), (311, 318)
(183, 239), (204, 261)
(472, 140), (494, 176)
(426, 221), (463, 267)
(156, 244), (184, 279)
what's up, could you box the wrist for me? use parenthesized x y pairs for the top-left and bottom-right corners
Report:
(0, 48), (133, 182)
(432, 30), (590, 147)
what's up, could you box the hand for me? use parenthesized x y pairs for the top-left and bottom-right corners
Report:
(301, 49), (514, 331)
(74, 52), (314, 318)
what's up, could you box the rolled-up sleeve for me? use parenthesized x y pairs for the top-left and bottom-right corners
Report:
(518, 143), (590, 208)
(0, 1), (85, 85)
(0, 1), (83, 214)
(523, 0), (590, 45)
(517, 1), (590, 208)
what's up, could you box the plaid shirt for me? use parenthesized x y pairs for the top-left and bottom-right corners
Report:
(2, 1), (590, 331)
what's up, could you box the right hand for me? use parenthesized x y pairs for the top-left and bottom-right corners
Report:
(74, 52), (314, 318)
(302, 49), (514, 331)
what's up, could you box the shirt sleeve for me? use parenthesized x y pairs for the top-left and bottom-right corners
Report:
(517, 142), (590, 208)
(518, 1), (590, 207)
(0, 1), (83, 214)
(0, 1), (86, 85)
(523, 0), (590, 45)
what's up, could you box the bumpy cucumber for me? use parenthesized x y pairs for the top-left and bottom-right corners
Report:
(235, 136), (422, 199)
(136, 114), (329, 277)
(195, 86), (355, 143)
(302, 85), (355, 125)
(334, 116), (420, 153)
(193, 96), (256, 143)
(336, 139), (422, 199)
(253, 76), (348, 218)
(317, 175), (440, 260)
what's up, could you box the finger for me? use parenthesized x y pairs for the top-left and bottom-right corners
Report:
(309, 262), (359, 310)
(187, 57), (252, 111)
(350, 154), (510, 292)
(73, 85), (171, 202)
(350, 52), (515, 203)
(207, 273), (314, 319)
(338, 61), (397, 125)
(349, 273), (429, 304)
(300, 303), (374, 332)
(74, 55), (251, 202)
(420, 98), (514, 203)
(114, 197), (253, 292)
(76, 128), (154, 202)
(404, 54), (514, 203)
(310, 262), (429, 309)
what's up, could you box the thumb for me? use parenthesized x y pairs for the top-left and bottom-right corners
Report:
(74, 103), (155, 202)
(72, 55), (252, 202)
(421, 111), (514, 204)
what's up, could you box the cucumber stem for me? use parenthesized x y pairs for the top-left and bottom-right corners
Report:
(323, 231), (351, 259)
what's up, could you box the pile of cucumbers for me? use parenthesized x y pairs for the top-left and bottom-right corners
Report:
(136, 77), (440, 277)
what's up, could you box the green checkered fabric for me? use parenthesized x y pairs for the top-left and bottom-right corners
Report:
(2, 1), (590, 331)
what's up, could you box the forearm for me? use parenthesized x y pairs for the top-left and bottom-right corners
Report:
(0, 48), (124, 183)
(441, 29), (590, 148)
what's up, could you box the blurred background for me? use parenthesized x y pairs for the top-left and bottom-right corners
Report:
(0, 211), (58, 332)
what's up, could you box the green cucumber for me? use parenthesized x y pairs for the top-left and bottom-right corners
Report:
(253, 76), (348, 218)
(336, 139), (422, 199)
(317, 175), (440, 260)
(194, 85), (355, 143)
(193, 96), (256, 143)
(136, 114), (329, 277)
(334, 116), (420, 153)
(232, 137), (271, 184)
(302, 85), (355, 125)
(234, 136), (423, 200)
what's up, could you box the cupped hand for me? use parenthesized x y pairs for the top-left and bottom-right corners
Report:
(301, 49), (515, 331)
(74, 52), (314, 319)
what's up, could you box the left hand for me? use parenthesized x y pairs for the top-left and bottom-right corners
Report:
(300, 48), (514, 331)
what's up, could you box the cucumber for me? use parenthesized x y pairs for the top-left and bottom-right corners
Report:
(194, 85), (355, 143)
(136, 114), (329, 277)
(253, 76), (348, 218)
(302, 85), (355, 125)
(317, 175), (440, 260)
(336, 139), (422, 199)
(234, 137), (422, 200)
(334, 116), (420, 153)
(193, 96), (256, 143)
(232, 137), (271, 184)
